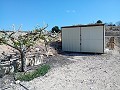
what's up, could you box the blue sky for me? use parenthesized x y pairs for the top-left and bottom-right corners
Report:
(0, 0), (120, 31)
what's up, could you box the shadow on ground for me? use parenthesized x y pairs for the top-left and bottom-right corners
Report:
(48, 41), (103, 68)
(50, 41), (102, 56)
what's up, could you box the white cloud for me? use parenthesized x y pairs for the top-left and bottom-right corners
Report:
(66, 10), (76, 13)
(72, 10), (76, 13)
(66, 10), (70, 13)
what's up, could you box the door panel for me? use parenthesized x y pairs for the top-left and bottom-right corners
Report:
(62, 27), (80, 52)
(81, 26), (104, 53)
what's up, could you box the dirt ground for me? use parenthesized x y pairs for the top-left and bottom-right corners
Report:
(1, 48), (120, 90)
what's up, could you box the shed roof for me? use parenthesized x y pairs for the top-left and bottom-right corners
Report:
(61, 24), (104, 28)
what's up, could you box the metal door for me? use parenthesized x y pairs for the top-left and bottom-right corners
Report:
(62, 27), (81, 52)
(81, 26), (104, 53)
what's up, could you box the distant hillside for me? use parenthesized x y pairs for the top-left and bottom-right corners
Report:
(105, 26), (120, 36)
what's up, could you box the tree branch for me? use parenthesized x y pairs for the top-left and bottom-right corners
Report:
(3, 42), (21, 52)
(9, 31), (15, 38)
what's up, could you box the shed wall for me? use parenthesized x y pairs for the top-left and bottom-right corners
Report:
(62, 25), (105, 53)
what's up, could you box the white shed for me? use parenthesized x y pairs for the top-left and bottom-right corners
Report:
(62, 24), (105, 53)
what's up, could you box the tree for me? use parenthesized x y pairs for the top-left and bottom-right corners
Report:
(0, 24), (48, 72)
(51, 26), (61, 33)
(106, 22), (116, 26)
(96, 20), (103, 24)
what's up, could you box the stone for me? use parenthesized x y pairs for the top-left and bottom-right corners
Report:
(0, 66), (5, 78)
(15, 80), (20, 84)
(26, 56), (35, 66)
(25, 54), (44, 66)
(45, 47), (57, 57)
(34, 55), (44, 65)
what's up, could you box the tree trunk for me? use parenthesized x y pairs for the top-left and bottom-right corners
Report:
(20, 51), (26, 72)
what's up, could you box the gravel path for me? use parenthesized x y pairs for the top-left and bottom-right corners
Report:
(1, 50), (120, 90)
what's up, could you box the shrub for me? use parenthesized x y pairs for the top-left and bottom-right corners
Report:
(16, 64), (50, 81)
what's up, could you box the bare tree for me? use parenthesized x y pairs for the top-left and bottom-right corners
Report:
(0, 24), (48, 72)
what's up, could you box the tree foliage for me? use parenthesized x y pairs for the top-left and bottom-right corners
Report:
(96, 20), (103, 24)
(0, 24), (48, 72)
(105, 22), (116, 26)
(51, 26), (61, 33)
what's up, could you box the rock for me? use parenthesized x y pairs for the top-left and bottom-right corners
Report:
(35, 48), (40, 51)
(26, 54), (44, 66)
(26, 56), (35, 66)
(15, 80), (20, 84)
(34, 55), (44, 65)
(9, 66), (14, 73)
(45, 47), (57, 57)
(47, 51), (54, 56)
(0, 66), (5, 78)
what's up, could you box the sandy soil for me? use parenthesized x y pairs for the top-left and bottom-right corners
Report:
(1, 49), (120, 90)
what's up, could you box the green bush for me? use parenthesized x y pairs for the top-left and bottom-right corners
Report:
(16, 64), (50, 81)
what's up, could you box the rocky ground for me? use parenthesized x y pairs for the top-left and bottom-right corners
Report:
(0, 48), (120, 90)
